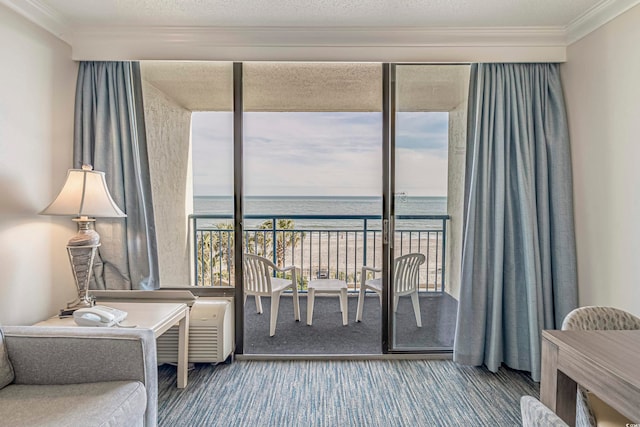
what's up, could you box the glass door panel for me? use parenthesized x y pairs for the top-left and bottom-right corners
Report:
(389, 64), (469, 351)
(192, 111), (235, 287)
(241, 62), (383, 355)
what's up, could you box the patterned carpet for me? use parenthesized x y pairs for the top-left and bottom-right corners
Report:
(158, 360), (537, 426)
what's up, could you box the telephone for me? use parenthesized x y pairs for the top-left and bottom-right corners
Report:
(73, 306), (128, 327)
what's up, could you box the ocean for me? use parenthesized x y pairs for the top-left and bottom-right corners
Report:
(194, 196), (447, 230)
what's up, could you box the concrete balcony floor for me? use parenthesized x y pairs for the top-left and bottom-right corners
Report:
(243, 293), (458, 355)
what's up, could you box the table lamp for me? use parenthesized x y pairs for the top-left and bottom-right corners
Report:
(40, 165), (126, 311)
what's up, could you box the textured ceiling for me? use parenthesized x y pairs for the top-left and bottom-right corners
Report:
(41, 0), (603, 28)
(141, 62), (233, 111)
(243, 63), (382, 112)
(140, 61), (470, 112)
(396, 65), (470, 112)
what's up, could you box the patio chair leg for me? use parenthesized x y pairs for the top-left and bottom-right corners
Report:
(356, 287), (366, 322)
(270, 292), (281, 336)
(410, 292), (422, 327)
(307, 288), (316, 325)
(292, 280), (300, 321)
(394, 295), (399, 313)
(340, 288), (348, 326)
(255, 295), (263, 314)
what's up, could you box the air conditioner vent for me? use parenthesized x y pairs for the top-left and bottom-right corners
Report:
(157, 298), (234, 364)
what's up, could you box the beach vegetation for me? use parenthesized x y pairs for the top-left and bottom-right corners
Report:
(195, 219), (305, 287)
(256, 219), (304, 268)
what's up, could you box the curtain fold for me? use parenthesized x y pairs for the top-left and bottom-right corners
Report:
(453, 63), (577, 381)
(73, 61), (159, 290)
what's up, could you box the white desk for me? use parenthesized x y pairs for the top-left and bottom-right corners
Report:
(35, 302), (190, 389)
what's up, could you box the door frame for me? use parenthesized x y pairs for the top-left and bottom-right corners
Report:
(233, 62), (245, 353)
(382, 63), (393, 353)
(232, 61), (446, 354)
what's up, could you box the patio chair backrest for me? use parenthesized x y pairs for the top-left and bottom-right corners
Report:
(393, 253), (425, 294)
(243, 254), (275, 295)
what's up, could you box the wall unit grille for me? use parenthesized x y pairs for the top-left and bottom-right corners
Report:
(156, 298), (234, 363)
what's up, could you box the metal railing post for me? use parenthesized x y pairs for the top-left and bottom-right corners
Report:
(192, 216), (199, 286)
(271, 218), (277, 275)
(363, 218), (368, 268)
(441, 218), (447, 293)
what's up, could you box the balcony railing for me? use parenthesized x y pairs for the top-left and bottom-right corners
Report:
(190, 214), (449, 293)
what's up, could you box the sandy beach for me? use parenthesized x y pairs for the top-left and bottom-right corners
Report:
(288, 231), (444, 289)
(199, 230), (445, 291)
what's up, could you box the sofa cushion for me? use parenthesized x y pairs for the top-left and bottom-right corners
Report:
(0, 328), (14, 389)
(0, 380), (146, 427)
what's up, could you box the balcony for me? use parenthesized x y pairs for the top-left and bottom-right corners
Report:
(190, 213), (457, 353)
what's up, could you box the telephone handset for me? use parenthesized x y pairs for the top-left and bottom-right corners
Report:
(73, 305), (128, 327)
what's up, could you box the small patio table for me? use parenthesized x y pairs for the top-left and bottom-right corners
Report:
(306, 279), (348, 326)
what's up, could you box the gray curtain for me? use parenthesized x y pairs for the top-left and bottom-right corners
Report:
(73, 61), (159, 290)
(453, 63), (577, 381)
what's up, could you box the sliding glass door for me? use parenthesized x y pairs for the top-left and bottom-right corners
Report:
(235, 62), (468, 354)
(386, 64), (469, 352)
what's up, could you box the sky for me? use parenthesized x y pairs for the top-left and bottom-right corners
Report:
(191, 111), (448, 197)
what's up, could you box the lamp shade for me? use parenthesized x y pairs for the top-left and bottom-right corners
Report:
(40, 167), (126, 218)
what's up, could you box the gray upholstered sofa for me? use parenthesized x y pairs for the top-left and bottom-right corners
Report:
(0, 326), (157, 427)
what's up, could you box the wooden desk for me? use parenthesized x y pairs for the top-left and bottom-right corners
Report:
(541, 330), (640, 425)
(35, 302), (190, 388)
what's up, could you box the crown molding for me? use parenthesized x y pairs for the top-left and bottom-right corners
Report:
(68, 26), (567, 61)
(566, 0), (640, 44)
(72, 25), (567, 47)
(0, 0), (72, 43)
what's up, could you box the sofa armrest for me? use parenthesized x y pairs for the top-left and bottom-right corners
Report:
(3, 326), (157, 427)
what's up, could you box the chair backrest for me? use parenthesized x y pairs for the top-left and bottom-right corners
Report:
(243, 254), (276, 295)
(561, 306), (640, 331)
(393, 253), (426, 294)
(520, 396), (569, 427)
(560, 307), (638, 427)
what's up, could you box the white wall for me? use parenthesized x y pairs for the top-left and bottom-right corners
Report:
(0, 5), (77, 325)
(562, 4), (640, 316)
(141, 81), (193, 286)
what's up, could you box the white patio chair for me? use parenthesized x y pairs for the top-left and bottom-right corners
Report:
(561, 306), (640, 427)
(356, 252), (425, 327)
(243, 254), (300, 336)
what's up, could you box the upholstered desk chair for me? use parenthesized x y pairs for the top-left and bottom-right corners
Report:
(521, 396), (569, 427)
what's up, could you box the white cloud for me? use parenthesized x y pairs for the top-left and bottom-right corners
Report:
(395, 148), (448, 197)
(192, 111), (448, 197)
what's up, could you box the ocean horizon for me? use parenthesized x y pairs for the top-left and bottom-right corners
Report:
(194, 195), (447, 230)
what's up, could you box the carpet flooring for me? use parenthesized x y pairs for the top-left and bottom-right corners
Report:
(244, 293), (458, 354)
(158, 360), (538, 426)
